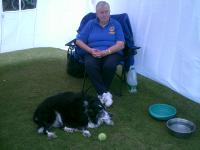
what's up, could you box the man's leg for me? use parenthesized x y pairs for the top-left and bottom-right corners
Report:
(102, 53), (123, 90)
(84, 54), (106, 95)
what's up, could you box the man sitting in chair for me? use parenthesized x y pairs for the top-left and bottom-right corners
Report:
(76, 1), (125, 107)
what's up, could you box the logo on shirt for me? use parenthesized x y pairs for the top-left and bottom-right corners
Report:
(109, 26), (115, 34)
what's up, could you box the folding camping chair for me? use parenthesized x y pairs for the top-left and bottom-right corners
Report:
(66, 12), (140, 96)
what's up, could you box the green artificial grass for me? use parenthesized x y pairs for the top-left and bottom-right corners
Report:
(0, 48), (200, 150)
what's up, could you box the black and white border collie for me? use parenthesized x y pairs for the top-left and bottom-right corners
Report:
(33, 91), (113, 139)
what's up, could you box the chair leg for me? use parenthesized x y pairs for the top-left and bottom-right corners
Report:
(82, 70), (87, 95)
(82, 66), (126, 96)
(119, 66), (126, 96)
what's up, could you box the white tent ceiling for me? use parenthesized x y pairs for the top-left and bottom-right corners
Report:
(0, 0), (200, 103)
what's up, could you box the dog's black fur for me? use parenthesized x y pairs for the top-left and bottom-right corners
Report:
(33, 91), (113, 139)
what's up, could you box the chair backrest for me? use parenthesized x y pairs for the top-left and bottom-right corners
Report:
(77, 13), (137, 55)
(76, 12), (139, 71)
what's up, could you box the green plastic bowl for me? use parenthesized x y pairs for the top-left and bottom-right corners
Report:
(149, 103), (177, 120)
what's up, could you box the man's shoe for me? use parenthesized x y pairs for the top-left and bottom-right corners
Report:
(98, 92), (113, 107)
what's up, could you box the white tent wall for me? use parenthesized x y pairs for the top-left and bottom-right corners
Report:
(34, 0), (90, 49)
(0, 0), (90, 52)
(131, 0), (200, 104)
(0, 1), (37, 52)
(0, 0), (2, 47)
(93, 0), (200, 103)
(0, 0), (200, 103)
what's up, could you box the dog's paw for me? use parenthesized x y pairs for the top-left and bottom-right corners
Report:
(64, 127), (75, 133)
(87, 122), (99, 128)
(37, 127), (44, 134)
(103, 119), (114, 126)
(47, 132), (57, 140)
(107, 120), (114, 126)
(82, 130), (91, 137)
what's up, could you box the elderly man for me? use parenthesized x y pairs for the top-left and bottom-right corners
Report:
(76, 1), (125, 107)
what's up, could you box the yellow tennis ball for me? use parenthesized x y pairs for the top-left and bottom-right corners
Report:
(98, 133), (107, 141)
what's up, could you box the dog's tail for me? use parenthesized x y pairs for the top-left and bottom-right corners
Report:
(33, 110), (40, 125)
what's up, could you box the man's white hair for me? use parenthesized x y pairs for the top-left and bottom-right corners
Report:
(96, 1), (110, 11)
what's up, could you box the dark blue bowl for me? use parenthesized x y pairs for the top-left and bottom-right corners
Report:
(149, 103), (177, 121)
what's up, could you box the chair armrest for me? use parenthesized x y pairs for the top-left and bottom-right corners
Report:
(65, 39), (76, 47)
(122, 46), (140, 72)
(123, 45), (140, 58)
(132, 46), (141, 50)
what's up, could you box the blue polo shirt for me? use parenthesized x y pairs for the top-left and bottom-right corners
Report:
(76, 18), (125, 54)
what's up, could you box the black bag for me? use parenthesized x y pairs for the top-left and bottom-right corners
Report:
(66, 52), (85, 78)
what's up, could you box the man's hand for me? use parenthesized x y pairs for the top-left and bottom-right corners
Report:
(91, 49), (107, 58)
